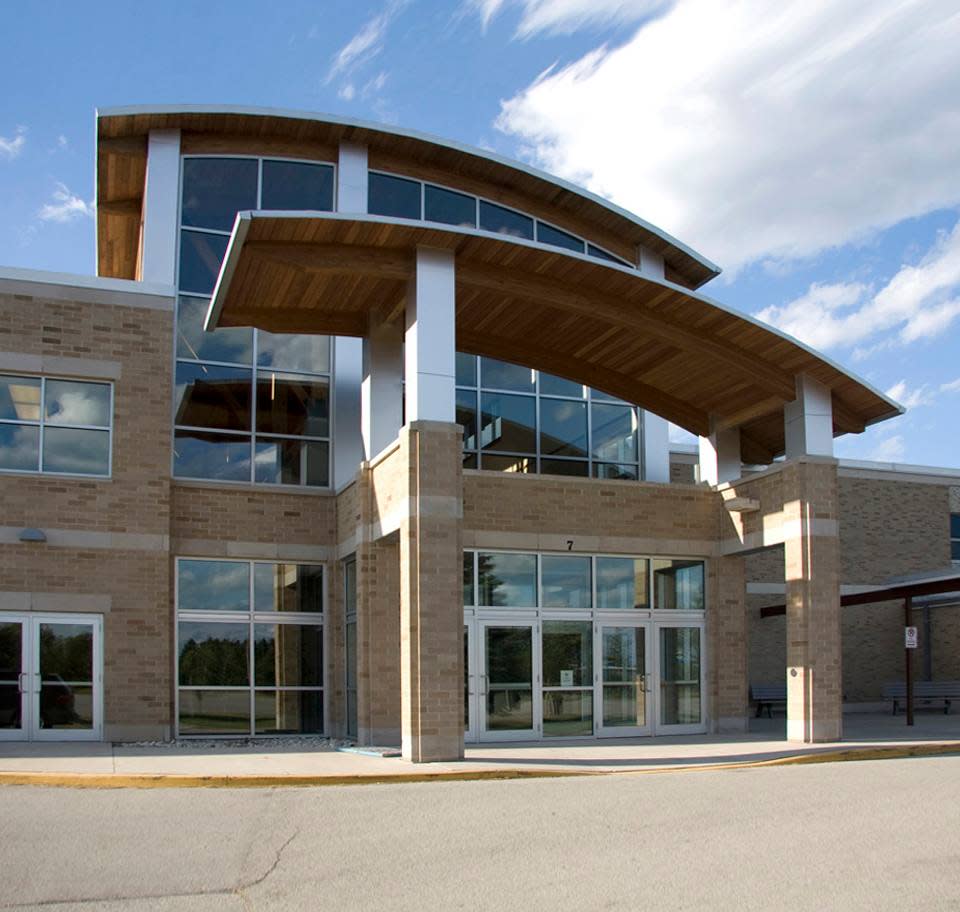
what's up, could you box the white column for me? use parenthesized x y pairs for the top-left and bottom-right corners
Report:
(361, 320), (404, 459)
(405, 248), (456, 423)
(784, 375), (834, 459)
(337, 142), (368, 213)
(638, 246), (665, 281)
(642, 411), (670, 483)
(698, 421), (741, 486)
(140, 130), (181, 286)
(333, 337), (364, 487)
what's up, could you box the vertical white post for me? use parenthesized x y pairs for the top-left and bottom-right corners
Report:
(405, 248), (456, 423)
(698, 421), (741, 485)
(361, 320), (404, 459)
(140, 130), (181, 286)
(638, 246), (665, 281)
(642, 411), (670, 483)
(784, 375), (834, 459)
(337, 142), (368, 214)
(333, 337), (364, 488)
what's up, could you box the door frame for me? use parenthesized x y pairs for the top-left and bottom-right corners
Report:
(595, 618), (653, 738)
(0, 613), (29, 741)
(0, 612), (103, 742)
(653, 620), (707, 736)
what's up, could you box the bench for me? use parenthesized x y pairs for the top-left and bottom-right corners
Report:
(751, 683), (787, 718)
(882, 681), (960, 715)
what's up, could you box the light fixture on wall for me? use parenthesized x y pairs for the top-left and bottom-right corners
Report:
(18, 528), (47, 543)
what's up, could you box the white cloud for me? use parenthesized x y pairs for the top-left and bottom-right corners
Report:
(362, 71), (389, 98)
(884, 381), (933, 410)
(56, 134), (68, 149)
(468, 0), (667, 36)
(756, 221), (960, 351)
(326, 2), (407, 84)
(0, 126), (27, 159)
(868, 434), (906, 464)
(339, 83), (356, 101)
(495, 0), (960, 273)
(940, 378), (960, 394)
(38, 182), (93, 223)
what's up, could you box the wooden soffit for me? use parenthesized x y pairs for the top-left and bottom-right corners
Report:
(207, 212), (902, 461)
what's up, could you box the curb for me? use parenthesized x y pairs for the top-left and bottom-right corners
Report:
(1, 741), (958, 790)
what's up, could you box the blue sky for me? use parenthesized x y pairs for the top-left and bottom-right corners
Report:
(2, 0), (958, 467)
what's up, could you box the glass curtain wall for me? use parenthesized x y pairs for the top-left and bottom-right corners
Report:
(456, 354), (644, 480)
(176, 559), (325, 736)
(174, 156), (335, 487)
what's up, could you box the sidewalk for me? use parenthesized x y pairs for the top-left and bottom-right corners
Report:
(1, 712), (958, 788)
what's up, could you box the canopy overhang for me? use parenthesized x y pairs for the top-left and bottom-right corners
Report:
(207, 212), (902, 462)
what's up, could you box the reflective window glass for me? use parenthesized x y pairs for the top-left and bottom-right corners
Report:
(479, 393), (536, 454)
(255, 371), (329, 437)
(480, 358), (535, 393)
(254, 690), (323, 735)
(462, 452), (478, 469)
(178, 559), (250, 612)
(175, 362), (252, 431)
(253, 624), (323, 687)
(178, 622), (249, 686)
(596, 557), (649, 610)
(425, 185), (476, 227)
(254, 438), (329, 487)
(481, 453), (532, 473)
(44, 380), (111, 427)
(0, 424), (39, 472)
(176, 296), (253, 365)
(478, 552), (537, 607)
(541, 555), (592, 609)
(253, 563), (323, 613)
(42, 428), (109, 475)
(951, 514), (960, 538)
(660, 627), (701, 724)
(590, 388), (630, 405)
(594, 463), (639, 481)
(179, 230), (230, 296)
(537, 222), (584, 253)
(261, 161), (334, 212)
(592, 404), (637, 463)
(179, 690), (250, 735)
(457, 388), (478, 451)
(587, 244), (630, 266)
(653, 560), (705, 610)
(540, 458), (588, 477)
(181, 158), (258, 232)
(463, 552), (474, 605)
(479, 201), (534, 240)
(539, 399), (588, 458)
(456, 353), (477, 387)
(173, 430), (251, 482)
(256, 332), (330, 374)
(542, 620), (593, 687)
(368, 172), (421, 219)
(539, 373), (585, 399)
(0, 375), (40, 421)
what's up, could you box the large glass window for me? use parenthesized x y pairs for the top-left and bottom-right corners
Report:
(368, 172), (421, 219)
(653, 559), (705, 611)
(0, 375), (111, 477)
(176, 156), (336, 488)
(951, 514), (960, 562)
(458, 354), (644, 479)
(596, 558), (650, 610)
(477, 552), (537, 607)
(176, 559), (325, 737)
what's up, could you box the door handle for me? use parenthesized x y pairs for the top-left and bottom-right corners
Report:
(18, 672), (26, 694)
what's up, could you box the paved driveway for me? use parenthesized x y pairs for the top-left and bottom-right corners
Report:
(1, 755), (958, 911)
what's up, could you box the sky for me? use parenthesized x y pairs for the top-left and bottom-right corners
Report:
(1, 0), (958, 467)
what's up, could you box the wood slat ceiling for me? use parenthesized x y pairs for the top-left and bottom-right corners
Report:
(209, 214), (901, 461)
(96, 107), (719, 288)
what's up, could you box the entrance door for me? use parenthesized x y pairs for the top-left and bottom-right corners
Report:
(596, 623), (652, 737)
(0, 615), (28, 740)
(479, 620), (538, 741)
(0, 614), (102, 741)
(656, 624), (705, 735)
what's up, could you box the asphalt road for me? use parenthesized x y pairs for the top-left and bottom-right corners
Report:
(1, 756), (958, 911)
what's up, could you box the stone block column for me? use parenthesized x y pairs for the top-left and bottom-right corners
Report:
(782, 458), (842, 742)
(398, 421), (464, 761)
(711, 554), (748, 732)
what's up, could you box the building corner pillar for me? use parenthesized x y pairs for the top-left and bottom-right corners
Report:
(783, 459), (842, 743)
(398, 421), (464, 762)
(711, 553), (748, 732)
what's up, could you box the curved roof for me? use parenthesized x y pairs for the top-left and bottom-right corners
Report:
(95, 104), (720, 289)
(207, 211), (902, 462)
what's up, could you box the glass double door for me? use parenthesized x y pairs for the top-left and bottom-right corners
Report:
(0, 614), (102, 741)
(466, 618), (702, 741)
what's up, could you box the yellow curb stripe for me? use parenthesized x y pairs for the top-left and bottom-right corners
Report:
(1, 741), (957, 790)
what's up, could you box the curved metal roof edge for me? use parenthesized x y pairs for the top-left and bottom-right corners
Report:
(206, 209), (904, 428)
(95, 103), (722, 285)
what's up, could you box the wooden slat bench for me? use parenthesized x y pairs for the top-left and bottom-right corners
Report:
(751, 683), (787, 718)
(882, 681), (960, 715)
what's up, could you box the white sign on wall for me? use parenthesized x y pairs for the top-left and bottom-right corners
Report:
(905, 627), (918, 649)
